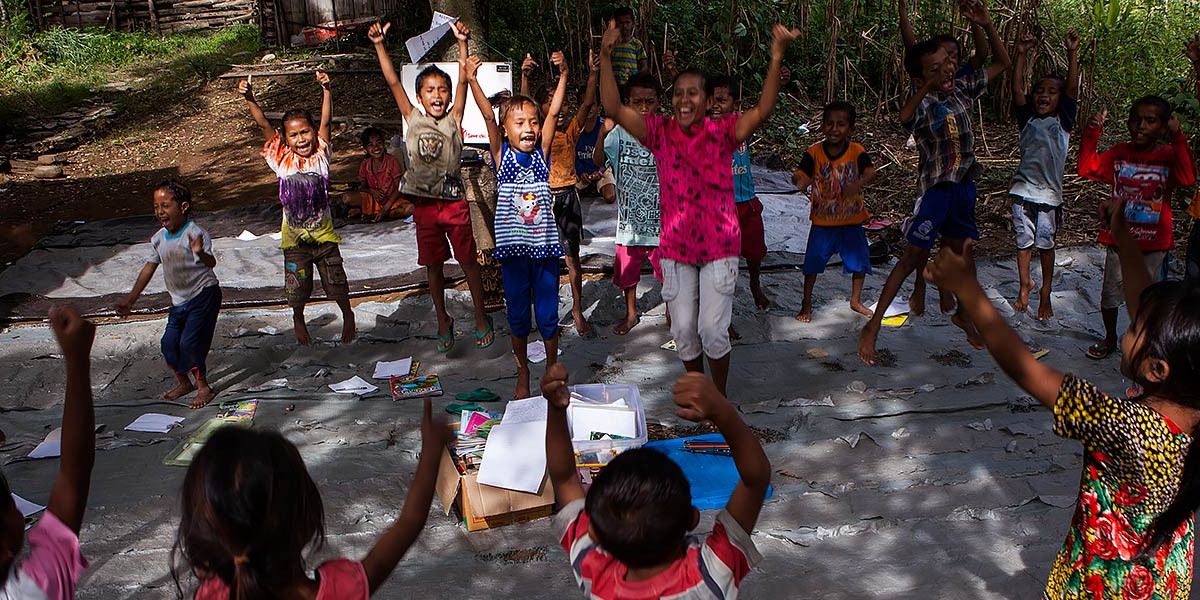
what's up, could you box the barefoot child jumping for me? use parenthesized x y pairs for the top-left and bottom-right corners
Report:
(370, 20), (494, 352)
(925, 198), (1200, 599)
(115, 179), (222, 408)
(239, 71), (356, 346)
(468, 51), (568, 399)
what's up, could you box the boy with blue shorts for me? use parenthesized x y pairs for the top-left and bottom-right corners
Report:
(858, 0), (1010, 365)
(793, 101), (877, 322)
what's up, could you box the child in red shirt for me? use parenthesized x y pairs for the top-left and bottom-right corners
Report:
(340, 127), (412, 222)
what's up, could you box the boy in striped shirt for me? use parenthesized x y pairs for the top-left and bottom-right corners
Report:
(542, 364), (770, 600)
(611, 7), (648, 85)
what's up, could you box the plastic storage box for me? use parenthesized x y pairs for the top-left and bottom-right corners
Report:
(567, 383), (647, 465)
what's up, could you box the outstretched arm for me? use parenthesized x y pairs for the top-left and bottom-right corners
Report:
(898, 0), (917, 50)
(519, 53), (536, 98)
(1011, 35), (1034, 104)
(735, 24), (799, 143)
(1065, 30), (1080, 98)
(600, 20), (647, 142)
(361, 398), (451, 593)
(1077, 111), (1113, 181)
(450, 22), (471, 124)
(899, 78), (936, 125)
(925, 244), (1064, 407)
(465, 56), (503, 160)
(238, 76), (274, 139)
(541, 51), (569, 159)
(316, 71), (332, 144)
(370, 22), (415, 119)
(673, 374), (770, 534)
(542, 364), (586, 505)
(593, 118), (615, 169)
(114, 262), (159, 315)
(45, 306), (97, 534)
(962, 0), (1010, 81)
(969, 22), (990, 69)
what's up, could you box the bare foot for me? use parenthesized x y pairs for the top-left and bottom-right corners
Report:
(613, 315), (640, 336)
(573, 312), (593, 337)
(908, 291), (925, 317)
(164, 380), (195, 401)
(951, 312), (986, 349)
(294, 318), (311, 346)
(1037, 290), (1054, 321)
(795, 303), (812, 322)
(1014, 281), (1033, 313)
(191, 386), (216, 409)
(341, 318), (357, 344)
(850, 301), (874, 318)
(728, 326), (742, 341)
(751, 285), (770, 310)
(858, 321), (880, 365)
(938, 289), (956, 314)
(514, 366), (531, 400)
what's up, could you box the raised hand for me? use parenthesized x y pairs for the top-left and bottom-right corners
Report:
(671, 372), (729, 423)
(1088, 110), (1108, 130)
(770, 24), (802, 55)
(1015, 33), (1036, 55)
(189, 234), (204, 255)
(463, 55), (482, 81)
(589, 48), (600, 73)
(601, 19), (621, 55)
(420, 397), (453, 450)
(49, 305), (96, 361)
(1064, 29), (1080, 52)
(958, 0), (990, 26)
(452, 20), (470, 41)
(540, 363), (570, 409)
(316, 71), (331, 89)
(521, 53), (537, 75)
(551, 50), (567, 74)
(368, 21), (390, 45)
(662, 48), (677, 72)
(924, 241), (977, 294)
(237, 75), (254, 99)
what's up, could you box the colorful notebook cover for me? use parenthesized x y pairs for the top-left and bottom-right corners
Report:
(390, 374), (443, 399)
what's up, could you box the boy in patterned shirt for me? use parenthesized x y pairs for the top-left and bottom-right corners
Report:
(858, 0), (1010, 366)
(542, 364), (769, 600)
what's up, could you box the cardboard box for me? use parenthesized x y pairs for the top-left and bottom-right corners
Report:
(435, 443), (555, 532)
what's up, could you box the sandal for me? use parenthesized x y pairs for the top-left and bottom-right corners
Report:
(1086, 342), (1115, 360)
(455, 387), (500, 403)
(445, 402), (483, 414)
(437, 319), (455, 353)
(475, 315), (495, 348)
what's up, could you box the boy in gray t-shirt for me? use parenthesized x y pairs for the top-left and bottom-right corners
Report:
(115, 179), (222, 409)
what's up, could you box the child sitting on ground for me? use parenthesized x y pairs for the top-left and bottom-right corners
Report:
(467, 51), (568, 399)
(1078, 97), (1195, 360)
(538, 49), (600, 338)
(594, 72), (663, 336)
(1009, 31), (1079, 321)
(924, 198), (1200, 599)
(792, 101), (877, 322)
(858, 0), (1011, 366)
(115, 179), (222, 409)
(1, 306), (97, 598)
(339, 127), (412, 222)
(239, 71), (356, 346)
(542, 364), (770, 599)
(600, 19), (797, 396)
(370, 21), (494, 352)
(574, 101), (613, 203)
(172, 398), (448, 598)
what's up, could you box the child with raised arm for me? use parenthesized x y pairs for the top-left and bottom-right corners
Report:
(1009, 31), (1079, 320)
(1184, 34), (1200, 282)
(0, 306), (96, 599)
(542, 364), (769, 599)
(370, 21), (494, 352)
(172, 397), (448, 598)
(539, 49), (601, 337)
(339, 127), (412, 222)
(898, 0), (989, 78)
(924, 199), (1200, 600)
(467, 51), (568, 399)
(792, 101), (878, 322)
(1078, 98), (1195, 360)
(239, 71), (356, 346)
(857, 0), (1011, 366)
(115, 179), (222, 409)
(601, 19), (798, 396)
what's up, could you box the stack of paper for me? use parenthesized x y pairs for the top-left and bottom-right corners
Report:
(124, 413), (186, 433)
(476, 397), (549, 494)
(373, 357), (414, 379)
(329, 376), (377, 396)
(567, 402), (637, 442)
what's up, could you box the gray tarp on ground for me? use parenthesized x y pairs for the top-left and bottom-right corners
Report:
(0, 247), (1149, 598)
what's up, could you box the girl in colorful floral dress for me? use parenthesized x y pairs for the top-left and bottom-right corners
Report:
(924, 196), (1200, 599)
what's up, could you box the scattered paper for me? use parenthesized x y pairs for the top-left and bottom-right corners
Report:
(738, 399), (780, 415)
(268, 232), (283, 241)
(477, 397), (548, 493)
(868, 299), (910, 318)
(661, 339), (678, 352)
(329, 375), (378, 396)
(11, 493), (45, 530)
(246, 378), (288, 392)
(235, 230), (261, 241)
(124, 413), (186, 433)
(406, 12), (457, 63)
(373, 357), (413, 379)
(880, 314), (909, 327)
(527, 340), (560, 364)
(781, 396), (834, 407)
(27, 427), (62, 459)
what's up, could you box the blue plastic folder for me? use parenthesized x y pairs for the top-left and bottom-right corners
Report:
(643, 434), (774, 510)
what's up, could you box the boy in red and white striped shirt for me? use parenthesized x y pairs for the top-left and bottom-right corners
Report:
(541, 365), (770, 600)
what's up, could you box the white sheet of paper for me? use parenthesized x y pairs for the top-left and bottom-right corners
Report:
(868, 299), (910, 318)
(568, 404), (637, 441)
(246, 378), (288, 392)
(329, 375), (377, 395)
(430, 10), (455, 28)
(236, 230), (260, 241)
(406, 18), (456, 63)
(476, 420), (547, 494)
(12, 493), (45, 530)
(503, 396), (548, 424)
(372, 357), (413, 380)
(526, 340), (561, 364)
(124, 413), (186, 433)
(27, 427), (63, 459)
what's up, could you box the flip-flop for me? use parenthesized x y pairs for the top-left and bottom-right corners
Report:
(455, 387), (500, 403)
(445, 402), (483, 414)
(437, 319), (455, 353)
(475, 315), (495, 348)
(1086, 342), (1115, 360)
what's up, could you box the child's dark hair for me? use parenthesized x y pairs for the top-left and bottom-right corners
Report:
(622, 72), (661, 102)
(1129, 95), (1172, 122)
(499, 94), (540, 127)
(415, 65), (453, 95)
(709, 75), (740, 101)
(279, 109), (317, 135)
(360, 126), (386, 147)
(585, 448), (693, 568)
(612, 6), (635, 20)
(1034, 74), (1068, 89)
(534, 83), (555, 108)
(930, 34), (959, 52)
(1128, 282), (1200, 557)
(904, 39), (944, 79)
(673, 68), (710, 97)
(156, 178), (193, 216)
(823, 100), (857, 126)
(171, 427), (326, 597)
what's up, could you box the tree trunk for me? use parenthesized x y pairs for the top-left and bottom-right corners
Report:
(429, 0), (487, 60)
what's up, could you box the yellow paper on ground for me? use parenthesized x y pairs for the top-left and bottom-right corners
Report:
(881, 314), (908, 327)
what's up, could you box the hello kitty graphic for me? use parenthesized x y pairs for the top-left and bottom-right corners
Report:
(514, 192), (542, 225)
